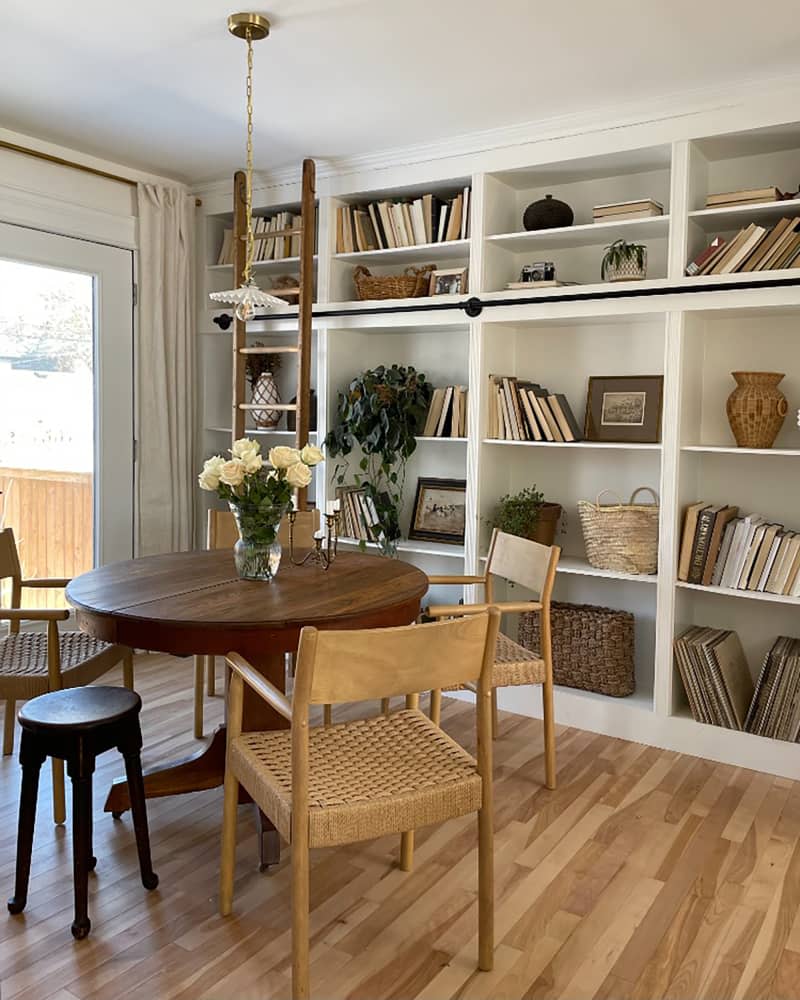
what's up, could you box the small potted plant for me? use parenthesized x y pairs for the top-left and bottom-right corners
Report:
(246, 343), (282, 428)
(492, 486), (562, 546)
(601, 239), (647, 282)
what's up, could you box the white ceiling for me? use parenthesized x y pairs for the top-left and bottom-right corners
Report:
(3, 0), (799, 184)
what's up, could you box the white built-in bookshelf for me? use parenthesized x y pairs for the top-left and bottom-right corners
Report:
(195, 117), (800, 780)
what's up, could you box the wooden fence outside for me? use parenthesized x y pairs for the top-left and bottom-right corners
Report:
(0, 467), (93, 609)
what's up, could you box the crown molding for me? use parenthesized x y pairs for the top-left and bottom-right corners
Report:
(192, 69), (800, 204)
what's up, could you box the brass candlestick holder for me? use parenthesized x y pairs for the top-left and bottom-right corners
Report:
(288, 509), (340, 570)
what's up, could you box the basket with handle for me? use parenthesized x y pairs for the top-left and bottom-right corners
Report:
(352, 264), (435, 301)
(577, 487), (659, 575)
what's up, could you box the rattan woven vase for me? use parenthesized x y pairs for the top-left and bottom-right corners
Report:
(726, 371), (788, 449)
(251, 372), (281, 428)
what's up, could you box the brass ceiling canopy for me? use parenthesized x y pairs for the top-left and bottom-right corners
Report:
(227, 12), (270, 40)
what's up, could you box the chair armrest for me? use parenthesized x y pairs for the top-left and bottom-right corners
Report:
(426, 600), (543, 618)
(427, 575), (485, 585)
(0, 608), (70, 622)
(21, 578), (71, 589)
(226, 652), (293, 722)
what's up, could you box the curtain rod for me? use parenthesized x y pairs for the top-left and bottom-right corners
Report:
(0, 140), (202, 206)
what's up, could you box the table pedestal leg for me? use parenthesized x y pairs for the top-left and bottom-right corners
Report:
(255, 807), (282, 871)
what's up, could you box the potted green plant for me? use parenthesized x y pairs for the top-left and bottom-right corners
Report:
(325, 364), (433, 556)
(246, 343), (282, 428)
(492, 486), (562, 546)
(601, 239), (647, 282)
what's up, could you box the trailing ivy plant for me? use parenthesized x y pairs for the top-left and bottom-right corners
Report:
(600, 239), (647, 280)
(325, 364), (433, 556)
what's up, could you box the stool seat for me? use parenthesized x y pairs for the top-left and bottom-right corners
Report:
(8, 684), (158, 939)
(18, 687), (141, 730)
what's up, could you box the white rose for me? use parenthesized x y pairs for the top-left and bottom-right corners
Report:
(240, 451), (263, 474)
(300, 444), (324, 467)
(285, 461), (312, 488)
(269, 446), (302, 470)
(231, 437), (261, 461)
(219, 459), (246, 487)
(198, 455), (225, 491)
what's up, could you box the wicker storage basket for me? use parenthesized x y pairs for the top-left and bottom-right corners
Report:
(577, 487), (659, 575)
(352, 264), (434, 301)
(518, 601), (635, 697)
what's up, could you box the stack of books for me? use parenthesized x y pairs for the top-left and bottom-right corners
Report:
(745, 636), (800, 740)
(686, 217), (800, 276)
(336, 485), (381, 542)
(705, 186), (782, 209)
(593, 199), (663, 223)
(422, 386), (467, 438)
(335, 187), (470, 253)
(678, 502), (800, 596)
(674, 628), (754, 730)
(216, 211), (304, 265)
(487, 375), (582, 443)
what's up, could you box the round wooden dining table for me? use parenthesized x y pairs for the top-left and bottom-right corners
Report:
(66, 549), (428, 867)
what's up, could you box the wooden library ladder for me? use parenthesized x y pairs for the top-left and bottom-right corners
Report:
(230, 157), (316, 509)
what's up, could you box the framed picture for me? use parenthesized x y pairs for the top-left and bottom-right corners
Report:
(429, 267), (468, 297)
(409, 477), (467, 545)
(584, 375), (664, 443)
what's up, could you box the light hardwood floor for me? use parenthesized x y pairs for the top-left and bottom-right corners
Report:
(2, 653), (799, 1000)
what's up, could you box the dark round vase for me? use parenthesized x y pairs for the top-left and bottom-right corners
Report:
(523, 194), (574, 231)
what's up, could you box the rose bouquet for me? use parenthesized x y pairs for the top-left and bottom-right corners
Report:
(199, 438), (323, 579)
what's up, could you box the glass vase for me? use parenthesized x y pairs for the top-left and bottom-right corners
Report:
(229, 501), (289, 581)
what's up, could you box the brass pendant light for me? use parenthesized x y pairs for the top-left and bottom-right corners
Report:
(209, 12), (285, 321)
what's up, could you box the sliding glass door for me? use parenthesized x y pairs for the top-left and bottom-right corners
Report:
(0, 222), (133, 604)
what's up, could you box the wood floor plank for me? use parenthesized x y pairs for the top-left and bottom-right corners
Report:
(2, 653), (799, 1000)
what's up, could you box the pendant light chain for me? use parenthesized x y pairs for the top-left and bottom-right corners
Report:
(243, 25), (255, 283)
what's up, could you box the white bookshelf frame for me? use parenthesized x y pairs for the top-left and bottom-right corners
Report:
(194, 113), (800, 780)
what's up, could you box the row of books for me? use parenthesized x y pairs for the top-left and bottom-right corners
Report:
(687, 218), (800, 276)
(422, 386), (467, 438)
(593, 198), (663, 223)
(678, 503), (800, 597)
(487, 375), (582, 443)
(335, 188), (470, 254)
(675, 627), (800, 741)
(335, 485), (380, 542)
(217, 211), (304, 266)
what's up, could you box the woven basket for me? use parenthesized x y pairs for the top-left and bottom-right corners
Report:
(577, 487), (659, 575)
(352, 264), (434, 301)
(518, 601), (635, 697)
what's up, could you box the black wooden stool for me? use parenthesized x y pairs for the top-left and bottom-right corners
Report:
(7, 686), (158, 939)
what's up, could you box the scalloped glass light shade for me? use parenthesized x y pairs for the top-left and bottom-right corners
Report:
(209, 279), (286, 321)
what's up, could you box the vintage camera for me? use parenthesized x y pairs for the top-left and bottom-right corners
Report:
(520, 261), (555, 282)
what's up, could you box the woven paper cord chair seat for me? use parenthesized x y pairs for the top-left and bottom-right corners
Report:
(230, 709), (482, 848)
(0, 632), (121, 699)
(444, 632), (545, 691)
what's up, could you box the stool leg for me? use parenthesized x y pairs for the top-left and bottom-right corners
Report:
(70, 769), (93, 940)
(7, 732), (45, 915)
(122, 733), (158, 892)
(3, 697), (16, 756)
(52, 757), (66, 825)
(206, 655), (216, 697)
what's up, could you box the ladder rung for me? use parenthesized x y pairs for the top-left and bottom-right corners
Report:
(239, 346), (299, 355)
(271, 287), (300, 296)
(249, 227), (303, 240)
(239, 403), (298, 411)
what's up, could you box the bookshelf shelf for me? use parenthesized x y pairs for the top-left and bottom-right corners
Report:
(332, 239), (470, 267)
(483, 438), (661, 451)
(681, 445), (800, 457)
(416, 436), (468, 443)
(688, 200), (800, 233)
(485, 216), (669, 252)
(339, 537), (464, 559)
(480, 552), (657, 584)
(675, 580), (800, 606)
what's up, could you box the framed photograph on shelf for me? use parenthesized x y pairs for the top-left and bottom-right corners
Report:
(409, 477), (467, 545)
(429, 267), (468, 297)
(584, 375), (664, 443)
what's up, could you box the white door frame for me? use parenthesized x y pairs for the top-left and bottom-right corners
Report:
(0, 221), (135, 565)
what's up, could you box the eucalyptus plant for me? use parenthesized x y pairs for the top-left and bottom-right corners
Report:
(601, 239), (647, 280)
(325, 364), (433, 556)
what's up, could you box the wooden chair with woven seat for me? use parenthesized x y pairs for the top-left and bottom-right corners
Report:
(192, 507), (320, 738)
(0, 527), (134, 823)
(219, 608), (501, 1000)
(426, 528), (560, 789)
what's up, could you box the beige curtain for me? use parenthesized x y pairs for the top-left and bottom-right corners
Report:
(136, 184), (195, 555)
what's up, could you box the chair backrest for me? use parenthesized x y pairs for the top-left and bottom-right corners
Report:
(0, 528), (21, 589)
(294, 610), (500, 707)
(486, 529), (558, 600)
(206, 507), (320, 550)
